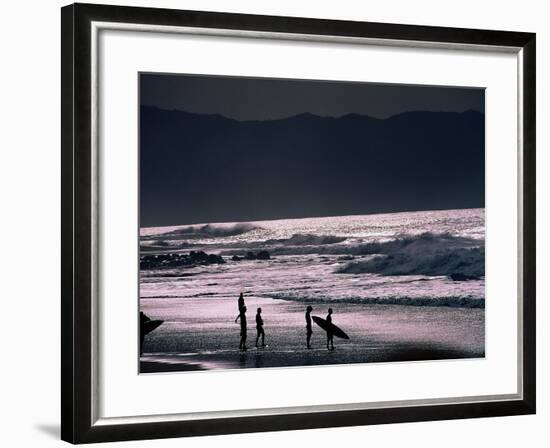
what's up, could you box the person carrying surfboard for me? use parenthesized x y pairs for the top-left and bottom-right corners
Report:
(326, 308), (335, 351)
(139, 311), (163, 356)
(236, 305), (248, 351)
(311, 312), (349, 349)
(305, 306), (313, 349)
(255, 307), (265, 348)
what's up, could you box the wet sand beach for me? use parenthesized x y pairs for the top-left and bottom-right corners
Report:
(140, 296), (484, 373)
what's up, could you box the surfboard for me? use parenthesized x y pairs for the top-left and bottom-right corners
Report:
(312, 316), (350, 340)
(142, 319), (163, 335)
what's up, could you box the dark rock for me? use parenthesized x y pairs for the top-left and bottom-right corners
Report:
(207, 253), (224, 263)
(140, 251), (224, 270)
(231, 250), (272, 261)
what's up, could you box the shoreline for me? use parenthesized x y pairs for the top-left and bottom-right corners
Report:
(140, 297), (485, 373)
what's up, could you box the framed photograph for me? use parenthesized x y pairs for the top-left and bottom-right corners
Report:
(61, 2), (536, 444)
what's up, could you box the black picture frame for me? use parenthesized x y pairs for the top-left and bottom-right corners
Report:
(61, 2), (536, 444)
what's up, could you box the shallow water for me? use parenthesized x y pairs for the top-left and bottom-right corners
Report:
(141, 208), (485, 306)
(141, 297), (484, 371)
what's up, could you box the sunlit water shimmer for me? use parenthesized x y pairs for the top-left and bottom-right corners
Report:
(139, 208), (485, 371)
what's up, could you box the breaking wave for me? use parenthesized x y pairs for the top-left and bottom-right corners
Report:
(349, 232), (481, 255)
(146, 222), (261, 240)
(223, 231), (483, 258)
(336, 233), (484, 277)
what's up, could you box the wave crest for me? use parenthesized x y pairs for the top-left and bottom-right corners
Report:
(154, 222), (261, 239)
(261, 231), (482, 256)
(336, 232), (484, 277)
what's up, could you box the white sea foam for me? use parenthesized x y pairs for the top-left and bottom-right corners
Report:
(142, 222), (261, 240)
(335, 232), (484, 277)
(140, 209), (485, 308)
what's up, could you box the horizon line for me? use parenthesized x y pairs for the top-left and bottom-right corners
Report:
(140, 206), (485, 231)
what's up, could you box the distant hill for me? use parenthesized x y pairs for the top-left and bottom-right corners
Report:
(140, 106), (484, 227)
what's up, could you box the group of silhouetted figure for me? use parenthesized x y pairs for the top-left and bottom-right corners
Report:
(234, 292), (265, 350)
(235, 292), (336, 351)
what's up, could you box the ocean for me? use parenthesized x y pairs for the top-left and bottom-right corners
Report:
(139, 208), (485, 370)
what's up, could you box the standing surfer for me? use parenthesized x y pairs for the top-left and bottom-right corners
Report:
(305, 306), (313, 349)
(326, 308), (335, 351)
(255, 307), (265, 348)
(236, 306), (248, 351)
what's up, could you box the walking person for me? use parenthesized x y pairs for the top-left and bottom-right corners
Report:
(326, 308), (335, 351)
(255, 307), (265, 348)
(305, 305), (313, 349)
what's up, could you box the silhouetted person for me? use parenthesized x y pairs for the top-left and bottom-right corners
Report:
(235, 292), (245, 323)
(255, 307), (265, 347)
(139, 311), (151, 356)
(139, 312), (163, 356)
(326, 308), (335, 351)
(236, 306), (248, 351)
(305, 305), (313, 349)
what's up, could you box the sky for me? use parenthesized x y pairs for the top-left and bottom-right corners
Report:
(139, 73), (485, 227)
(140, 73), (485, 121)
